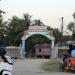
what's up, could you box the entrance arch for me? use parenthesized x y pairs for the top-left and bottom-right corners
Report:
(21, 26), (55, 58)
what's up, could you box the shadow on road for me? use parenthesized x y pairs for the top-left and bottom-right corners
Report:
(63, 70), (75, 74)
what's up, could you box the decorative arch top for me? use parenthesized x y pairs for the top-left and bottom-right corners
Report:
(22, 26), (55, 41)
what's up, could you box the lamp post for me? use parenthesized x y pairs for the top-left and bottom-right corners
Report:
(60, 17), (64, 46)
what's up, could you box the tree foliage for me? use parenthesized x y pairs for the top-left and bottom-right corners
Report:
(73, 12), (75, 19)
(27, 34), (51, 45)
(31, 20), (45, 26)
(6, 16), (23, 45)
(0, 9), (7, 44)
(67, 22), (74, 31)
(6, 13), (31, 45)
(67, 12), (75, 40)
(53, 28), (61, 43)
(0, 10), (6, 33)
(26, 34), (51, 50)
(23, 13), (31, 30)
(0, 8), (70, 46)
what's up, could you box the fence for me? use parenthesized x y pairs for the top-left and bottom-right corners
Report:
(57, 47), (69, 57)
(6, 46), (21, 58)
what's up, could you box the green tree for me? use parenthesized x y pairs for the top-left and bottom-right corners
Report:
(0, 9), (6, 44)
(47, 26), (62, 44)
(67, 22), (74, 32)
(6, 16), (23, 45)
(26, 34), (51, 51)
(67, 12), (75, 40)
(6, 13), (32, 45)
(47, 26), (53, 31)
(53, 28), (61, 43)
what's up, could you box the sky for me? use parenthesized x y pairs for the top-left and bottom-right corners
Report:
(0, 0), (75, 33)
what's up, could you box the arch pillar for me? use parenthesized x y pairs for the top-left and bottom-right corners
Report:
(51, 40), (57, 59)
(20, 39), (26, 58)
(51, 40), (54, 48)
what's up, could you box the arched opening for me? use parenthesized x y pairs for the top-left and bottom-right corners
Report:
(21, 30), (55, 58)
(25, 34), (52, 58)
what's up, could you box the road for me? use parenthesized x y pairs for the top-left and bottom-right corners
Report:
(12, 59), (74, 75)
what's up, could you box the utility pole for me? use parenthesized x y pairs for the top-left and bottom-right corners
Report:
(61, 17), (64, 46)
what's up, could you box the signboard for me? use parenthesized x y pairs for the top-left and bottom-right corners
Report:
(29, 26), (47, 30)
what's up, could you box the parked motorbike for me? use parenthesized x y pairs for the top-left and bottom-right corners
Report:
(0, 55), (13, 75)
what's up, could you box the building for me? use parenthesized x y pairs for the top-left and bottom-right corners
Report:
(34, 44), (51, 58)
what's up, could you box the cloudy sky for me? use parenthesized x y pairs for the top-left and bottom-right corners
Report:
(0, 0), (75, 31)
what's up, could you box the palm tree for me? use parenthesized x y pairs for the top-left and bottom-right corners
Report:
(23, 13), (31, 30)
(31, 20), (45, 26)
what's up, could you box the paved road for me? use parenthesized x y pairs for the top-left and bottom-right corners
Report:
(12, 59), (74, 75)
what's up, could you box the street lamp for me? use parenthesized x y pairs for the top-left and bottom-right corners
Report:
(60, 17), (64, 46)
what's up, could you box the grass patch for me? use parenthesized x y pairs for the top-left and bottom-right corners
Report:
(42, 59), (61, 72)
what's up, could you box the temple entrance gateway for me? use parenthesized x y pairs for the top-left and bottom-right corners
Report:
(21, 26), (55, 58)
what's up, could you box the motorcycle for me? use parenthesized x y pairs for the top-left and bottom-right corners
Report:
(59, 54), (75, 72)
(0, 55), (13, 75)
